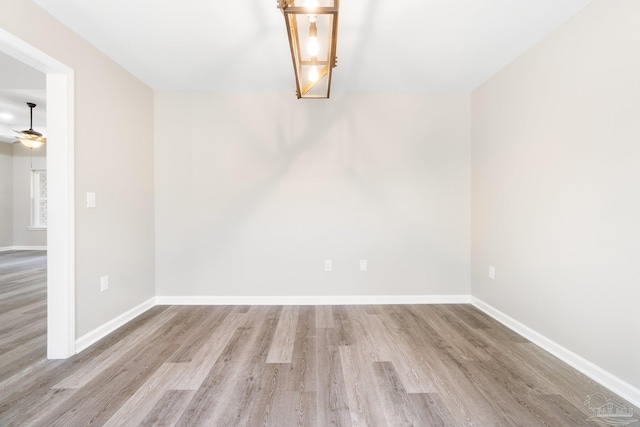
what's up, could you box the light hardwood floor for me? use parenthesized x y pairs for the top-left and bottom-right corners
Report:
(1, 251), (638, 426)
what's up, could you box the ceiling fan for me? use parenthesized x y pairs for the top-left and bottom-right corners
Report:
(0, 102), (46, 149)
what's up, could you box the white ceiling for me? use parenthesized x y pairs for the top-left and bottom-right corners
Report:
(0, 89), (47, 126)
(0, 51), (46, 144)
(32, 0), (592, 92)
(0, 51), (47, 143)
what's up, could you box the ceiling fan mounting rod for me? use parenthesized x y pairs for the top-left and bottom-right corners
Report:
(27, 102), (36, 130)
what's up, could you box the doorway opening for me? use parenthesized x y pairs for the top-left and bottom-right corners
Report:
(0, 28), (75, 358)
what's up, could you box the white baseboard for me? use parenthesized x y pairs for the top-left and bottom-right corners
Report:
(471, 296), (640, 408)
(75, 297), (155, 354)
(0, 246), (47, 252)
(13, 246), (47, 250)
(155, 294), (471, 306)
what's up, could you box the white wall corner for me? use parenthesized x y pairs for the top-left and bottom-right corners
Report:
(471, 297), (640, 409)
(75, 297), (156, 354)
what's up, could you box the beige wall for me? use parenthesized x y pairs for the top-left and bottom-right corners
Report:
(155, 92), (471, 297)
(0, 143), (12, 247)
(0, 0), (155, 337)
(12, 143), (46, 247)
(471, 0), (640, 390)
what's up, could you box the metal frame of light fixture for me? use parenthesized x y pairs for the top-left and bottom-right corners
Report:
(278, 0), (340, 99)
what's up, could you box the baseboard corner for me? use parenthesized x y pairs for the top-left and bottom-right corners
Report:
(75, 297), (155, 354)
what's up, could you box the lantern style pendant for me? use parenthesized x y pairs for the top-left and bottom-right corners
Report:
(278, 0), (340, 99)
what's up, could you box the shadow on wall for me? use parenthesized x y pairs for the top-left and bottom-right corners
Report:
(184, 0), (384, 253)
(190, 94), (362, 256)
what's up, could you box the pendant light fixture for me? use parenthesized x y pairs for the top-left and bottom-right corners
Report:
(277, 0), (340, 99)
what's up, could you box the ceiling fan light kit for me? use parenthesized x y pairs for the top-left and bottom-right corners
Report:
(277, 0), (340, 99)
(16, 102), (46, 149)
(19, 135), (45, 149)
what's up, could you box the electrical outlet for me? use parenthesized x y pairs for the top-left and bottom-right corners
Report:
(324, 260), (332, 272)
(360, 259), (367, 271)
(489, 266), (495, 280)
(100, 275), (109, 292)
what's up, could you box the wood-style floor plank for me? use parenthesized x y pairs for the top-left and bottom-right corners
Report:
(139, 389), (195, 427)
(339, 345), (387, 426)
(1, 251), (638, 426)
(316, 305), (335, 329)
(266, 305), (299, 364)
(316, 328), (352, 427)
(103, 363), (191, 427)
(170, 311), (246, 391)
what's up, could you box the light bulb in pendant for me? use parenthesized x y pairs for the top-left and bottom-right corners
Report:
(309, 66), (319, 83)
(307, 22), (319, 56)
(308, 37), (319, 56)
(309, 56), (319, 82)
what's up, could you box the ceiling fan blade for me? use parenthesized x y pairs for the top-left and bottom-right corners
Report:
(0, 135), (19, 144)
(14, 131), (35, 138)
(12, 131), (45, 142)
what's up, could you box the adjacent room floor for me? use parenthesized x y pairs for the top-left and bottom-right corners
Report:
(0, 250), (47, 384)
(0, 251), (637, 426)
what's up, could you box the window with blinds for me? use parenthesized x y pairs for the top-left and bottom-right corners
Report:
(31, 170), (47, 229)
